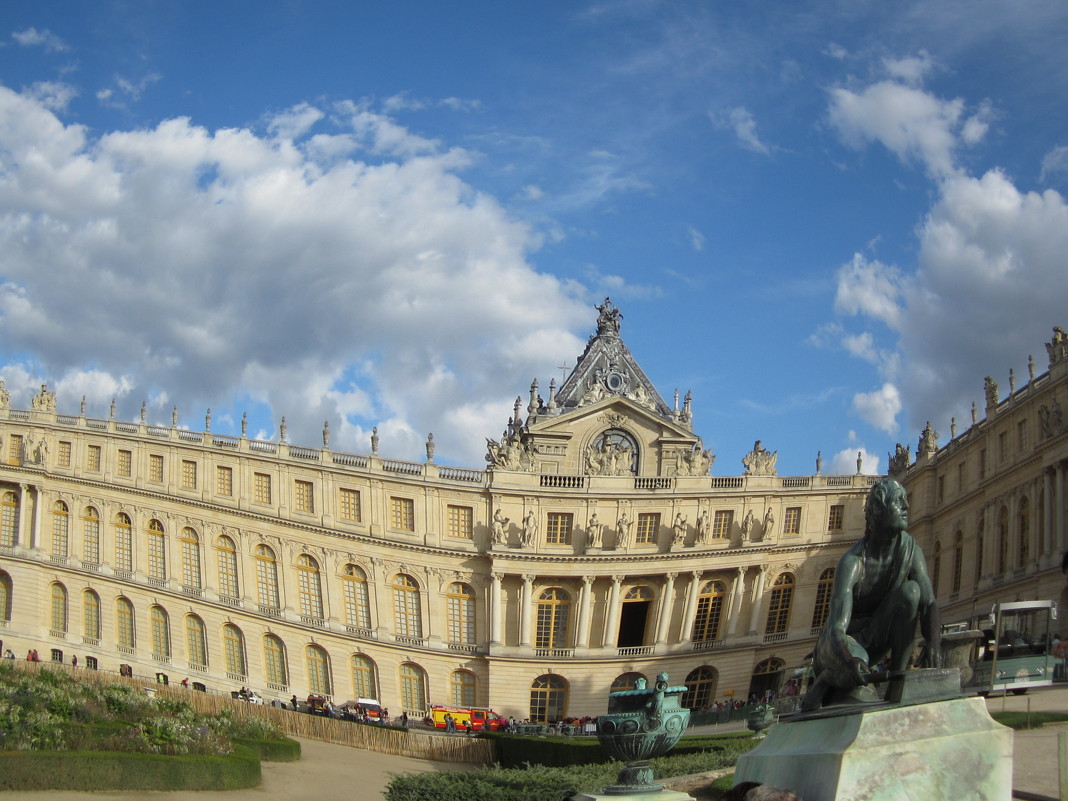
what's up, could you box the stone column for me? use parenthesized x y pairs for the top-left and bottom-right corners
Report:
(28, 484), (43, 550)
(726, 566), (746, 637)
(16, 483), (29, 549)
(655, 572), (677, 645)
(679, 571), (703, 644)
(748, 565), (768, 635)
(1043, 469), (1054, 562)
(603, 576), (623, 648)
(577, 576), (594, 648)
(489, 573), (503, 645)
(519, 574), (534, 647)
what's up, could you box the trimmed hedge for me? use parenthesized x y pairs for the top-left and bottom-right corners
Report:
(0, 745), (261, 791)
(234, 735), (302, 761)
(386, 736), (756, 801)
(486, 730), (753, 769)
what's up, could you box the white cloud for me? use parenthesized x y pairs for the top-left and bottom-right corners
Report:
(827, 79), (988, 178)
(267, 103), (325, 141)
(711, 106), (772, 155)
(687, 225), (706, 251)
(851, 383), (901, 434)
(883, 51), (934, 86)
(24, 81), (78, 112)
(0, 85), (592, 465)
(829, 447), (880, 476)
(12, 27), (68, 52)
(834, 253), (904, 329)
(1040, 145), (1068, 183)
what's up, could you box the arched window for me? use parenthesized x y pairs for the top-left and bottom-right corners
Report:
(116, 597), (135, 648)
(0, 490), (19, 547)
(306, 644), (331, 695)
(692, 580), (725, 643)
(223, 624), (246, 677)
(749, 658), (785, 699)
(996, 506), (1009, 574)
(611, 672), (646, 693)
(589, 428), (639, 475)
(931, 541), (942, 596)
(350, 654), (377, 699)
(147, 519), (167, 580)
(255, 544), (280, 609)
(400, 662), (427, 711)
(392, 574), (422, 638)
(50, 582), (67, 633)
(447, 582), (476, 644)
(0, 570), (11, 621)
(342, 565), (371, 630)
(263, 634), (288, 687)
(51, 501), (69, 557)
(186, 614), (207, 667)
(83, 589), (101, 640)
(180, 528), (202, 589)
(529, 674), (567, 722)
(82, 506), (100, 564)
(952, 532), (964, 594)
(811, 568), (835, 633)
(297, 554), (324, 619)
(681, 665), (717, 710)
(764, 573), (794, 635)
(1018, 497), (1031, 568)
(535, 588), (571, 649)
(150, 606), (170, 657)
(215, 535), (240, 599)
(114, 513), (133, 572)
(451, 669), (477, 706)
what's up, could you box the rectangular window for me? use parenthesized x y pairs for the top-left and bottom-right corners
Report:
(149, 454), (164, 483)
(254, 473), (272, 504)
(712, 510), (734, 538)
(546, 512), (573, 544)
(828, 504), (845, 531)
(117, 449), (132, 477)
(216, 466), (233, 497)
(957, 463), (965, 492)
(1018, 419), (1028, 451)
(181, 460), (197, 490)
(7, 435), (22, 465)
(57, 441), (72, 467)
(87, 444), (102, 472)
(998, 431), (1008, 462)
(979, 448), (987, 479)
(782, 507), (801, 536)
(937, 475), (945, 504)
(338, 488), (361, 522)
(294, 480), (314, 513)
(447, 505), (473, 539)
(390, 497), (415, 531)
(635, 513), (660, 544)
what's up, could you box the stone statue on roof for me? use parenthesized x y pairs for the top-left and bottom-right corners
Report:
(595, 297), (622, 337)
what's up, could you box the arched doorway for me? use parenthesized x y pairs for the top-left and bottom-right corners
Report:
(680, 665), (717, 710)
(748, 657), (785, 700)
(617, 586), (653, 647)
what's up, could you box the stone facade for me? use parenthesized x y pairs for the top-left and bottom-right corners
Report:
(902, 326), (1068, 629)
(0, 303), (874, 722)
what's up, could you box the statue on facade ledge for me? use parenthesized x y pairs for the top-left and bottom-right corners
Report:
(491, 509), (509, 545)
(742, 440), (778, 476)
(521, 510), (538, 548)
(616, 512), (632, 549)
(984, 376), (999, 407)
(917, 422), (938, 459)
(887, 442), (911, 477)
(671, 513), (687, 547)
(1047, 325), (1068, 367)
(586, 513), (603, 550)
(1039, 401), (1064, 439)
(485, 435), (536, 472)
(676, 441), (714, 476)
(0, 379), (9, 410)
(30, 384), (57, 414)
(694, 509), (710, 545)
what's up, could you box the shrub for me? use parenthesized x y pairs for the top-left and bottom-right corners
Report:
(233, 735), (301, 762)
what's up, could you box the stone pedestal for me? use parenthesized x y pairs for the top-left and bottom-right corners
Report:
(733, 697), (1012, 801)
(571, 790), (694, 801)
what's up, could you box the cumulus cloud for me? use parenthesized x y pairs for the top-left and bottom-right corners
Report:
(851, 383), (901, 434)
(834, 253), (904, 329)
(1040, 145), (1068, 183)
(829, 447), (880, 476)
(12, 27), (68, 52)
(0, 84), (592, 465)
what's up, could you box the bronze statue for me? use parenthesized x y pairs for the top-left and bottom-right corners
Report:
(801, 477), (940, 712)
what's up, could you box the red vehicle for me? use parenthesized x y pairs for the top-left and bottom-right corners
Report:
(425, 704), (504, 731)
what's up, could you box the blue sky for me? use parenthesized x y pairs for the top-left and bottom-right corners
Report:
(1, 1), (1067, 476)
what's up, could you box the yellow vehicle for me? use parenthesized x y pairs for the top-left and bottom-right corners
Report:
(424, 704), (504, 731)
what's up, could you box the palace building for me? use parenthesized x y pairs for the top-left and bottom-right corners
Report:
(2, 298), (927, 722)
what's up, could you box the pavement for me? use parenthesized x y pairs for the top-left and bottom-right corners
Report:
(2, 689), (1066, 800)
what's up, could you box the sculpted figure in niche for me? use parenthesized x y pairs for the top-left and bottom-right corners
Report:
(671, 513), (687, 547)
(521, 511), (538, 548)
(616, 512), (632, 549)
(740, 509), (755, 543)
(742, 440), (778, 476)
(762, 507), (775, 542)
(491, 509), (509, 545)
(694, 510), (710, 545)
(586, 513), (603, 550)
(800, 478), (941, 712)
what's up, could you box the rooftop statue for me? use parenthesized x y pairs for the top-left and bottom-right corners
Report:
(595, 296), (622, 337)
(800, 477), (941, 712)
(742, 440), (778, 476)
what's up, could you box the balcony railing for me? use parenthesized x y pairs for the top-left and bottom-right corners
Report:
(763, 631), (788, 644)
(533, 647), (574, 658)
(691, 638), (724, 652)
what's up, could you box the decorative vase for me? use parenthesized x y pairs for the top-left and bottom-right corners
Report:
(596, 672), (691, 794)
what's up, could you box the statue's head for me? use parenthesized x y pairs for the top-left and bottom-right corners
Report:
(864, 477), (908, 536)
